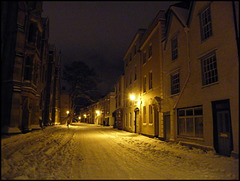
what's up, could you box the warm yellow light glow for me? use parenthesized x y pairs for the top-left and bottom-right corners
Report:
(96, 110), (100, 116)
(83, 114), (87, 118)
(78, 116), (81, 120)
(66, 111), (70, 115)
(130, 94), (136, 101)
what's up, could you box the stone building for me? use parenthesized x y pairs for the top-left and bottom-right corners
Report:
(1, 1), (61, 133)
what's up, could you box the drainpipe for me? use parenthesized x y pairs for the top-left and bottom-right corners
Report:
(232, 1), (239, 60)
(173, 27), (191, 110)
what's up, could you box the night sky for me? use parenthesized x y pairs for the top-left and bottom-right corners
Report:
(42, 1), (178, 96)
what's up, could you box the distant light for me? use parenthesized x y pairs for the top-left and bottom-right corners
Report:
(83, 114), (87, 118)
(78, 116), (81, 120)
(66, 111), (70, 115)
(130, 94), (136, 101)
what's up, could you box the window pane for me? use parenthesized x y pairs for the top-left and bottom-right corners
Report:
(186, 109), (193, 116)
(178, 118), (185, 135)
(186, 118), (194, 136)
(194, 108), (203, 115)
(195, 117), (203, 137)
(178, 110), (185, 116)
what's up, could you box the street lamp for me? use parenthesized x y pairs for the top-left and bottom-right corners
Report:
(66, 110), (70, 115)
(130, 94), (136, 101)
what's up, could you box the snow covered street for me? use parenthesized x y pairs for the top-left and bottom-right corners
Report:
(1, 123), (239, 180)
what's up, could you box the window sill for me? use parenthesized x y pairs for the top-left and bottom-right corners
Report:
(170, 92), (180, 98)
(201, 81), (219, 89)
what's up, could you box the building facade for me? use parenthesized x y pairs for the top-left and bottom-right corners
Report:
(113, 75), (125, 129)
(116, 1), (239, 157)
(1, 1), (61, 133)
(139, 10), (166, 137)
(123, 29), (145, 133)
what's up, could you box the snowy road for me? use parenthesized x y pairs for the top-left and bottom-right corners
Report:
(1, 123), (239, 180)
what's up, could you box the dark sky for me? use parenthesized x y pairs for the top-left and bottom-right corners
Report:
(42, 1), (178, 96)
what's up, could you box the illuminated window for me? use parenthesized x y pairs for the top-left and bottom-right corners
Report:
(171, 36), (178, 61)
(201, 51), (218, 86)
(177, 106), (203, 137)
(149, 105), (153, 124)
(171, 72), (180, 95)
(149, 71), (152, 89)
(200, 6), (212, 41)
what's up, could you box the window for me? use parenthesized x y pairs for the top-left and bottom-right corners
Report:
(177, 106), (203, 137)
(125, 113), (128, 127)
(201, 52), (218, 86)
(171, 72), (180, 95)
(143, 75), (146, 93)
(148, 44), (152, 58)
(24, 56), (33, 81)
(129, 53), (132, 62)
(118, 95), (121, 106)
(143, 51), (147, 64)
(130, 113), (132, 127)
(134, 66), (137, 80)
(149, 105), (153, 124)
(28, 23), (37, 44)
(171, 36), (178, 61)
(149, 71), (153, 89)
(33, 59), (38, 85)
(129, 73), (132, 85)
(143, 106), (146, 123)
(200, 6), (212, 41)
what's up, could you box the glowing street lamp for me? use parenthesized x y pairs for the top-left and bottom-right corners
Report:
(66, 110), (70, 115)
(130, 94), (136, 101)
(78, 116), (81, 120)
(83, 114), (87, 118)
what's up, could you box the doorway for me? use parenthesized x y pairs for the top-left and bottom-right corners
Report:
(212, 99), (233, 156)
(163, 112), (170, 141)
(154, 107), (159, 137)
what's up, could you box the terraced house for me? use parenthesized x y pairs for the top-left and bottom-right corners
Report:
(123, 29), (145, 133)
(117, 1), (239, 157)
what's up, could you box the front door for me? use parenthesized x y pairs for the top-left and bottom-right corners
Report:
(212, 99), (233, 156)
(163, 112), (170, 141)
(154, 107), (159, 137)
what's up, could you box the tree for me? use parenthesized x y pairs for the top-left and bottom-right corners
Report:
(62, 61), (101, 113)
